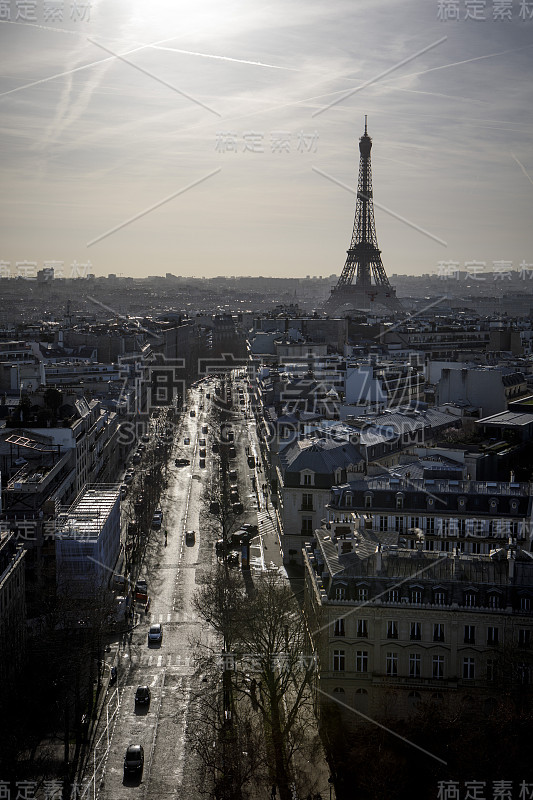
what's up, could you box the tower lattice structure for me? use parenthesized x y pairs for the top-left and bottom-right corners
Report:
(324, 118), (402, 315)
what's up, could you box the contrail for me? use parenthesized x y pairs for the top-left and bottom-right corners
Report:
(512, 152), (533, 188)
(0, 34), (180, 98)
(151, 45), (299, 71)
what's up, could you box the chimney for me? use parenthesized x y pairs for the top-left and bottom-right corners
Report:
(508, 548), (515, 582)
(375, 543), (382, 572)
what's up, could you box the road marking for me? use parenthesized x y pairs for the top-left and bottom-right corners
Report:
(148, 655), (153, 666)
(167, 654), (172, 666)
(167, 612), (172, 622)
(157, 655), (163, 667)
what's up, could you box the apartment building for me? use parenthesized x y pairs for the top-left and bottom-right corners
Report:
(304, 503), (533, 721)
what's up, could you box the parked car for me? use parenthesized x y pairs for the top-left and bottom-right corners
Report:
(124, 473), (134, 484)
(132, 453), (141, 465)
(148, 623), (163, 644)
(135, 580), (148, 601)
(185, 530), (196, 545)
(247, 455), (255, 468)
(199, 458), (206, 468)
(209, 499), (220, 513)
(202, 425), (208, 433)
(229, 469), (237, 480)
(184, 437), (190, 445)
(141, 434), (150, 443)
(229, 446), (236, 459)
(175, 457), (191, 467)
(135, 686), (151, 706)
(199, 438), (206, 447)
(232, 501), (244, 514)
(124, 744), (144, 774)
(152, 510), (163, 528)
(120, 485), (128, 500)
(230, 491), (239, 504)
(199, 448), (206, 458)
(190, 410), (196, 417)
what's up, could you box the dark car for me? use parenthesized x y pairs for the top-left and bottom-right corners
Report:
(135, 686), (151, 706)
(210, 499), (220, 513)
(199, 458), (206, 468)
(185, 530), (196, 545)
(124, 744), (144, 774)
(232, 501), (244, 514)
(175, 457), (191, 467)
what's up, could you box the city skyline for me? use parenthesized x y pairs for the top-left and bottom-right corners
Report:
(1, 0), (533, 281)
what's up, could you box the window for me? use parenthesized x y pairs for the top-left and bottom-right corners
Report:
(388, 589), (399, 603)
(432, 655), (444, 680)
(335, 586), (346, 601)
(410, 588), (422, 605)
(427, 517), (435, 534)
(410, 622), (421, 641)
(334, 618), (345, 637)
(386, 652), (398, 677)
(301, 518), (313, 535)
(302, 473), (312, 486)
(465, 592), (477, 608)
(464, 625), (476, 645)
(434, 591), (445, 606)
(345, 492), (353, 507)
(463, 657), (475, 680)
(487, 626), (499, 646)
(357, 619), (368, 638)
(356, 651), (368, 673)
(333, 650), (345, 672)
(364, 494), (372, 509)
(411, 517), (419, 529)
(379, 516), (389, 532)
(488, 594), (500, 609)
(387, 620), (398, 639)
(433, 624), (445, 643)
(395, 516), (404, 532)
(518, 629), (530, 648)
(409, 653), (421, 678)
(396, 494), (404, 510)
(358, 587), (368, 602)
(520, 597), (531, 612)
(487, 659), (496, 682)
(302, 493), (313, 511)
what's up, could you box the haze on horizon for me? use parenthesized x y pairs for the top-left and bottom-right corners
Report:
(1, 0), (532, 282)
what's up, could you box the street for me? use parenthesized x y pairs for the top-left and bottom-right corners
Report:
(90, 375), (281, 800)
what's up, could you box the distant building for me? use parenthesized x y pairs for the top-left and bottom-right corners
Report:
(55, 486), (120, 598)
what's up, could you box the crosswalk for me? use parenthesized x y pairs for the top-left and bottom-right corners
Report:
(140, 611), (198, 624)
(119, 650), (195, 670)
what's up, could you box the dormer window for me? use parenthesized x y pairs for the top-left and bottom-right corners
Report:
(301, 471), (314, 486)
(364, 493), (373, 509)
(458, 496), (466, 510)
(396, 493), (404, 510)
(489, 498), (498, 512)
(345, 492), (353, 507)
(511, 499), (519, 513)
(427, 497), (435, 509)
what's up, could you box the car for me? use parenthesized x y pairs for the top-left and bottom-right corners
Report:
(185, 530), (195, 545)
(152, 510), (163, 528)
(199, 458), (206, 468)
(206, 392), (210, 398)
(184, 437), (190, 445)
(132, 453), (141, 465)
(135, 579), (148, 601)
(190, 410), (196, 417)
(212, 441), (219, 452)
(209, 499), (220, 513)
(124, 744), (144, 774)
(247, 455), (255, 468)
(138, 443), (146, 452)
(232, 501), (244, 514)
(229, 446), (236, 459)
(199, 404), (204, 410)
(229, 469), (237, 480)
(148, 623), (163, 644)
(124, 473), (134, 484)
(120, 485), (128, 500)
(199, 438), (206, 447)
(230, 491), (239, 504)
(175, 457), (191, 467)
(202, 425), (208, 433)
(199, 448), (206, 458)
(141, 434), (150, 443)
(135, 686), (151, 706)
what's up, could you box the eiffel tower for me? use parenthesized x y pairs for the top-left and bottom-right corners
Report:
(324, 118), (402, 315)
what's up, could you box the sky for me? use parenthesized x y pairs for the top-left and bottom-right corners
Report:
(1, 0), (532, 281)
